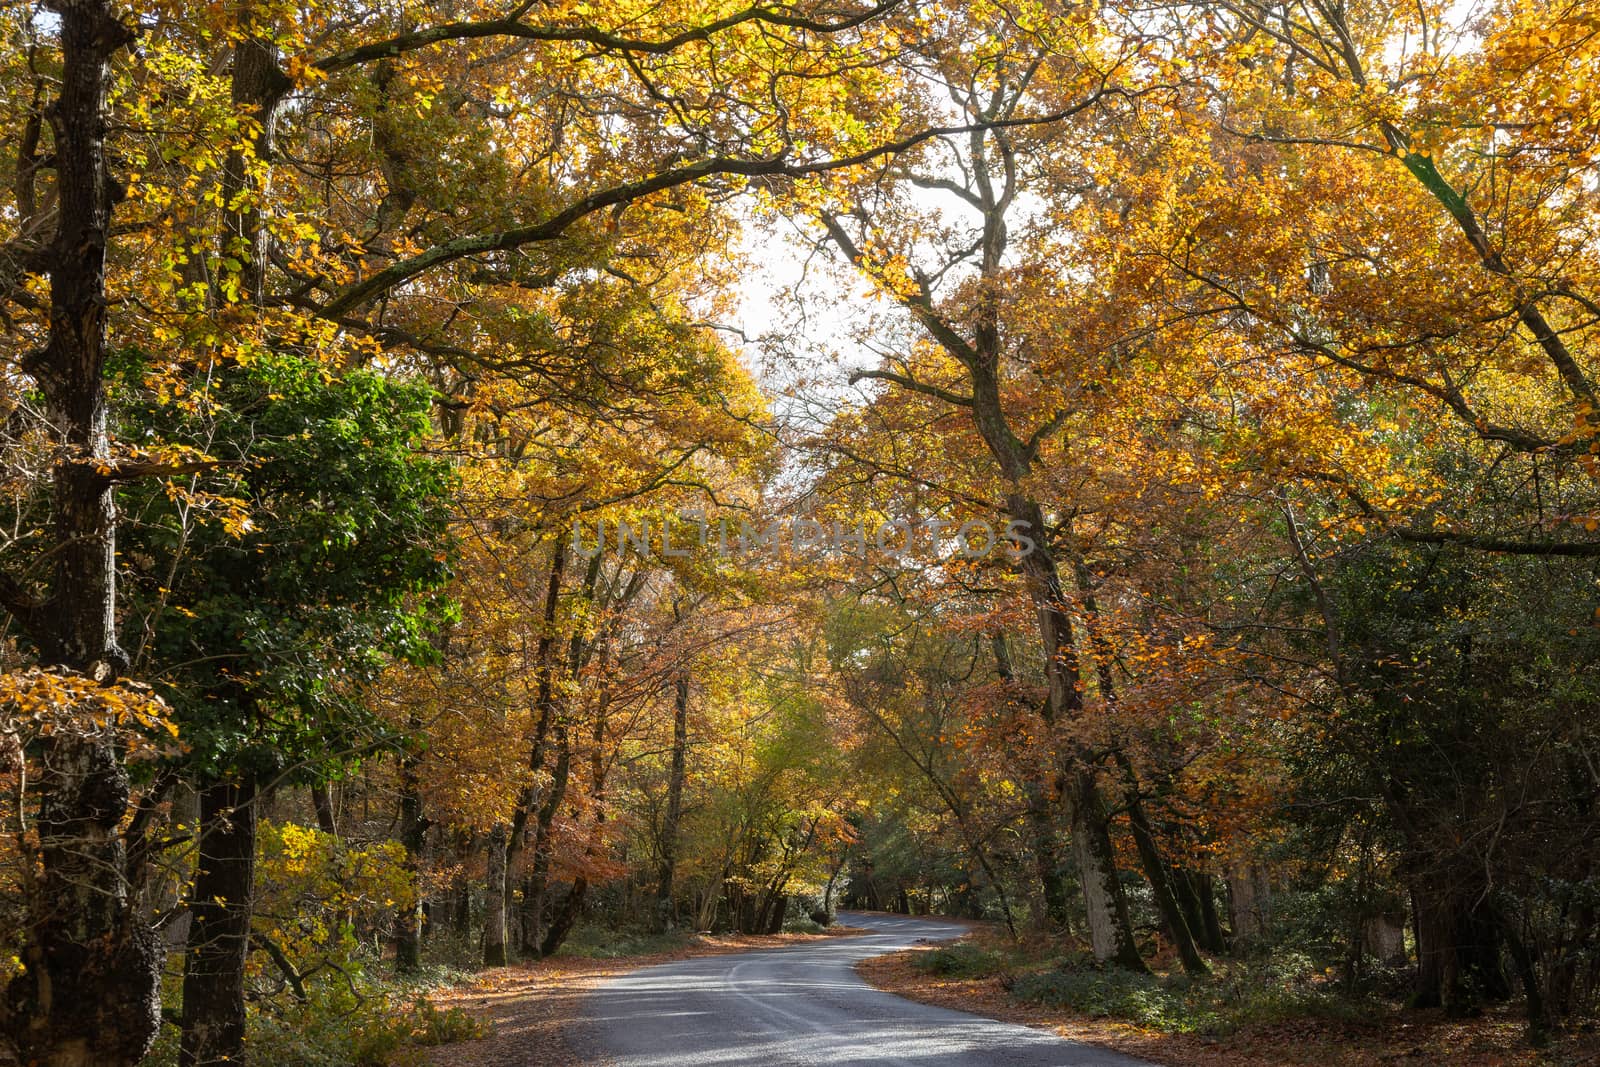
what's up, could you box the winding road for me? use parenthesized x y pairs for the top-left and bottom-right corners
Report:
(584, 911), (1151, 1066)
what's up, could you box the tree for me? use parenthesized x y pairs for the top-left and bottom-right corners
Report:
(0, 3), (162, 1061)
(808, 8), (1151, 965)
(0, 0), (962, 1047)
(120, 353), (451, 1065)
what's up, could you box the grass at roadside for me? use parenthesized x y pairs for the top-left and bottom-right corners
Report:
(859, 929), (1600, 1067)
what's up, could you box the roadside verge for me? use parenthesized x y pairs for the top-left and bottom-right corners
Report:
(856, 936), (1599, 1067)
(857, 946), (1177, 1065)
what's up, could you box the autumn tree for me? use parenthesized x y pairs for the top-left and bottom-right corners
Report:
(799, 2), (1165, 965)
(0, 0), (973, 1053)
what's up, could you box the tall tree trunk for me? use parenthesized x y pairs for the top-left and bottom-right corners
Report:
(1193, 872), (1226, 954)
(1228, 862), (1272, 946)
(521, 725), (571, 955)
(217, 20), (288, 309)
(1492, 902), (1548, 1039)
(1072, 559), (1208, 975)
(1, 4), (164, 1063)
(1169, 864), (1211, 950)
(451, 832), (473, 939)
(1065, 768), (1146, 971)
(1008, 512), (1143, 970)
(1548, 901), (1594, 1017)
(1411, 869), (1509, 1014)
(146, 782), (199, 955)
(824, 120), (1145, 967)
(822, 853), (847, 924)
(542, 685), (615, 957)
(990, 633), (1073, 931)
(310, 782), (337, 835)
(394, 738), (428, 974)
(482, 824), (508, 967)
(179, 777), (257, 1067)
(763, 889), (789, 934)
(1118, 765), (1208, 974)
(542, 875), (588, 958)
(175, 28), (290, 1063)
(20, 733), (162, 1067)
(655, 673), (690, 930)
(506, 538), (569, 954)
(1023, 782), (1073, 930)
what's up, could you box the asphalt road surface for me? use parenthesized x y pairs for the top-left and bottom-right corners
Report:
(584, 910), (1151, 1066)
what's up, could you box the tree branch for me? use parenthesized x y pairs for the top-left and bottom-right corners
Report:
(1394, 528), (1600, 556)
(250, 932), (308, 1002)
(101, 458), (241, 483)
(0, 571), (43, 636)
(847, 367), (973, 407)
(321, 108), (1103, 320)
(1023, 408), (1070, 462)
(313, 1), (905, 73)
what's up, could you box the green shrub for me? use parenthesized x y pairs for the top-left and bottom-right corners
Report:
(915, 941), (1004, 979)
(1012, 954), (1378, 1036)
(405, 997), (491, 1048)
(142, 977), (490, 1067)
(250, 992), (490, 1067)
(557, 923), (695, 958)
(1013, 966), (1211, 1032)
(420, 930), (488, 974)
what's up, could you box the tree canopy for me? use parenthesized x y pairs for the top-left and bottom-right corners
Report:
(1, 0), (1597, 1064)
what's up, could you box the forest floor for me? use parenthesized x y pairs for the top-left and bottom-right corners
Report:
(859, 938), (1600, 1067)
(423, 925), (867, 1067)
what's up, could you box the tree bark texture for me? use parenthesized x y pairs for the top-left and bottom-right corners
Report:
(180, 777), (258, 1067)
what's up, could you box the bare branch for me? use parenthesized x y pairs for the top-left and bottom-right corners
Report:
(847, 367), (974, 407)
(1393, 529), (1600, 557)
(313, 1), (905, 73)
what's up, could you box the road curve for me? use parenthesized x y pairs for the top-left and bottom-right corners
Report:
(583, 910), (1150, 1066)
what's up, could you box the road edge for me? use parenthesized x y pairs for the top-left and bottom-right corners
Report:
(854, 941), (1180, 1066)
(427, 925), (869, 1067)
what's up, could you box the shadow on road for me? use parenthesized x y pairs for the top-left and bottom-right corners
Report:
(584, 911), (1150, 1067)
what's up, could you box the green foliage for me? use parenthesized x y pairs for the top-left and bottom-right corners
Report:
(401, 998), (492, 1049)
(248, 990), (488, 1067)
(915, 942), (1005, 979)
(252, 820), (415, 1004)
(1271, 537), (1600, 1012)
(1012, 954), (1375, 1036)
(120, 352), (455, 779)
(1014, 967), (1202, 1031)
(555, 924), (696, 959)
(146, 976), (488, 1067)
